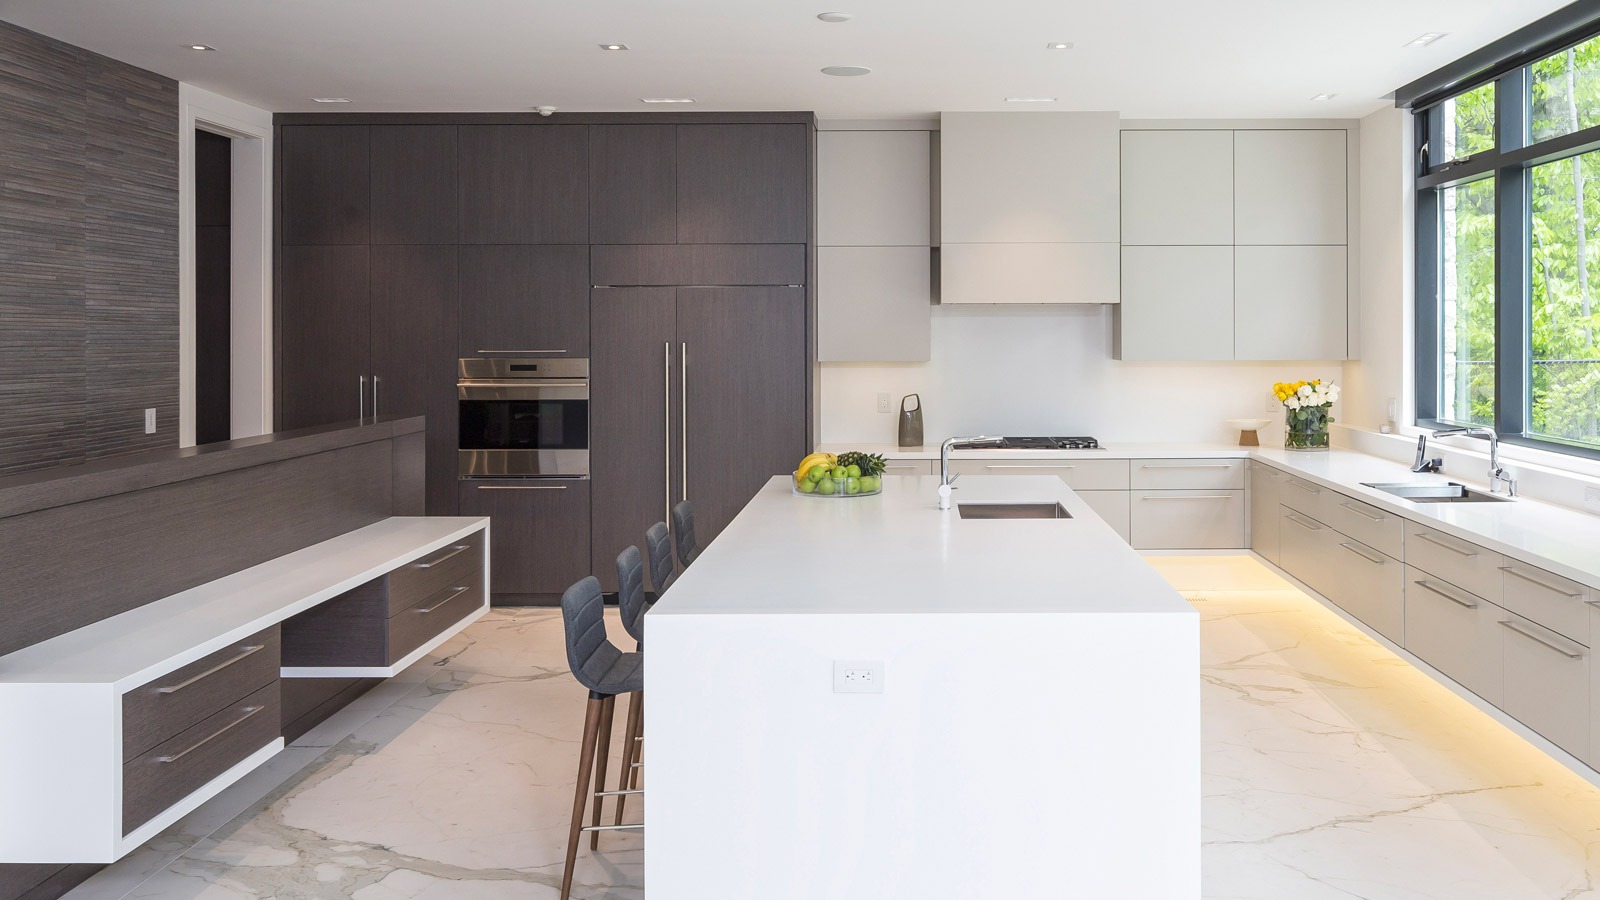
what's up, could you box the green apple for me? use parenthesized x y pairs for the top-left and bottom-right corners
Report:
(797, 477), (817, 494)
(807, 464), (829, 482)
(845, 464), (862, 478)
(844, 476), (861, 495)
(859, 475), (880, 493)
(817, 477), (837, 495)
(830, 466), (848, 481)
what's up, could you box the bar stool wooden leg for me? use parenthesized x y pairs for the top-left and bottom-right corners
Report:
(628, 691), (644, 791)
(588, 694), (616, 850)
(562, 695), (606, 900)
(614, 691), (641, 825)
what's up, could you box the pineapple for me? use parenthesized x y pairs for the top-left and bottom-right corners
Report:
(834, 450), (887, 477)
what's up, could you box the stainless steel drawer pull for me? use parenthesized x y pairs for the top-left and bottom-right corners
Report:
(1499, 620), (1584, 659)
(475, 349), (567, 354)
(1415, 532), (1478, 557)
(1339, 542), (1385, 565)
(1140, 494), (1235, 500)
(1338, 501), (1385, 522)
(414, 544), (471, 568)
(1141, 463), (1235, 469)
(984, 464), (1077, 470)
(1414, 580), (1478, 609)
(154, 705), (266, 764)
(155, 645), (265, 695)
(476, 484), (568, 491)
(885, 464), (922, 470)
(1284, 514), (1321, 531)
(415, 586), (473, 615)
(1289, 481), (1322, 494)
(1499, 566), (1582, 598)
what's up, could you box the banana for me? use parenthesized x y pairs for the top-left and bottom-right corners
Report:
(794, 452), (836, 478)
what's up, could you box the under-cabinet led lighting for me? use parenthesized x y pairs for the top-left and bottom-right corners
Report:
(1405, 32), (1447, 47)
(642, 97), (696, 103)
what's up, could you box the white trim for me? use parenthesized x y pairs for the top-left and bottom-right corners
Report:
(179, 84), (274, 446)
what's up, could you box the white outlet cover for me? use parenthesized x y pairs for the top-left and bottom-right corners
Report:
(833, 659), (885, 694)
(876, 392), (892, 414)
(1586, 486), (1600, 506)
(144, 408), (157, 434)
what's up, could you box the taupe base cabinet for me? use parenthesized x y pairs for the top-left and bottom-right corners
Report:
(1250, 461), (1598, 770)
(0, 517), (489, 865)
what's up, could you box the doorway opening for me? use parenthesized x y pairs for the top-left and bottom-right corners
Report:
(194, 128), (231, 445)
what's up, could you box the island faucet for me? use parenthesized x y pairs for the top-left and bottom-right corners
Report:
(1431, 426), (1517, 496)
(939, 435), (1000, 508)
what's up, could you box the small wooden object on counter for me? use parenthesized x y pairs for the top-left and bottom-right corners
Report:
(1228, 418), (1271, 447)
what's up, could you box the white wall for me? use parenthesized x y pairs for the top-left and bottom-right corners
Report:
(1343, 106), (1413, 432)
(820, 305), (1343, 445)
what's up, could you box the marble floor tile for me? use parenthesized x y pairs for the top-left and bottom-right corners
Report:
(73, 561), (1600, 900)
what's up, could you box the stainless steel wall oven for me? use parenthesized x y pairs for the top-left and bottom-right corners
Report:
(457, 358), (589, 478)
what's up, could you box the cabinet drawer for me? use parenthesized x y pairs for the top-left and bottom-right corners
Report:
(388, 530), (484, 616)
(1403, 521), (1502, 603)
(123, 681), (280, 834)
(1500, 613), (1589, 759)
(1403, 572), (1504, 706)
(881, 459), (934, 477)
(388, 579), (485, 664)
(1325, 538), (1403, 643)
(1321, 494), (1403, 560)
(1498, 562), (1589, 646)
(1248, 462), (1288, 564)
(1279, 475), (1331, 521)
(122, 627), (281, 763)
(1130, 459), (1244, 490)
(1278, 508), (1335, 597)
(1130, 490), (1245, 549)
(952, 458), (1129, 490)
(1078, 490), (1130, 543)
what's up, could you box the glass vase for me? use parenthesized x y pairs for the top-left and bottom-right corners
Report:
(1285, 405), (1332, 451)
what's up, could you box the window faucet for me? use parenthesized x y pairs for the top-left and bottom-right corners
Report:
(1411, 434), (1443, 473)
(1431, 426), (1517, 496)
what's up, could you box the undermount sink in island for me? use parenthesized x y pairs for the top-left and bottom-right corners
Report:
(645, 475), (1199, 899)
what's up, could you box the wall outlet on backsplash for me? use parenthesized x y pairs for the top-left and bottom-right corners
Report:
(1586, 486), (1600, 509)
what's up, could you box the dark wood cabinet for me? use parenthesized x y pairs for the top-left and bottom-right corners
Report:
(458, 479), (591, 602)
(372, 245), (459, 514)
(590, 288), (677, 589)
(280, 126), (370, 245)
(278, 245), (370, 429)
(590, 124), (677, 244)
(458, 125), (589, 244)
(590, 244), (806, 286)
(457, 244), (590, 357)
(678, 287), (807, 542)
(371, 125), (458, 244)
(677, 124), (809, 244)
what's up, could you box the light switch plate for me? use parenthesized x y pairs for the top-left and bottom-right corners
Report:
(833, 659), (885, 694)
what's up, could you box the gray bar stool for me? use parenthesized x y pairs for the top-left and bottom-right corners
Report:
(612, 545), (652, 826)
(646, 520), (677, 596)
(559, 576), (644, 900)
(671, 500), (702, 568)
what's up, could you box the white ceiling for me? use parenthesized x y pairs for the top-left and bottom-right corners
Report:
(0, 0), (1572, 119)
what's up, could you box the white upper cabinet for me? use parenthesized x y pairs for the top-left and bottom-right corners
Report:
(940, 112), (1119, 243)
(1234, 245), (1348, 360)
(1234, 130), (1348, 245)
(817, 246), (931, 362)
(1120, 130), (1233, 245)
(939, 112), (1120, 303)
(1118, 246), (1234, 360)
(818, 131), (931, 246)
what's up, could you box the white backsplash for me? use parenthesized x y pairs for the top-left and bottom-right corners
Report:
(819, 305), (1345, 445)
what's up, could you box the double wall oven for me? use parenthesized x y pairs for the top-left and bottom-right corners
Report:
(457, 358), (589, 479)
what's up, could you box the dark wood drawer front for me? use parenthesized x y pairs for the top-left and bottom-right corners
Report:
(123, 681), (280, 834)
(590, 243), (806, 286)
(387, 532), (483, 616)
(122, 627), (281, 763)
(388, 581), (483, 664)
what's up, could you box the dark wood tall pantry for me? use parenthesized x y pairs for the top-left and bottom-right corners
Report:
(275, 113), (814, 602)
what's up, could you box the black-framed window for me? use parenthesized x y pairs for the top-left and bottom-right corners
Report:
(1412, 16), (1600, 460)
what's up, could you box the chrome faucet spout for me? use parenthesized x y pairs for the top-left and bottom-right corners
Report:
(940, 435), (1000, 488)
(1430, 426), (1514, 495)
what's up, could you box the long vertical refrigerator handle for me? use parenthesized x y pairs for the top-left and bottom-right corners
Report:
(664, 342), (672, 526)
(681, 342), (688, 502)
(359, 375), (368, 419)
(373, 375), (381, 417)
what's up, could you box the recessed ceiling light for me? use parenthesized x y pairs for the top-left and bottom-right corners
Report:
(1309, 93), (1337, 101)
(1046, 42), (1073, 50)
(641, 97), (695, 103)
(817, 12), (854, 22)
(187, 44), (215, 51)
(1005, 97), (1058, 102)
(312, 97), (353, 103)
(599, 43), (629, 51)
(1405, 32), (1447, 47)
(821, 65), (872, 76)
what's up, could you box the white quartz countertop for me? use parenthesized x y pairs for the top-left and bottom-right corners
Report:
(818, 442), (1250, 460)
(0, 516), (488, 689)
(1251, 448), (1600, 592)
(652, 475), (1192, 617)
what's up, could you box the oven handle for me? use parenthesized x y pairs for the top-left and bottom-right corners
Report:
(457, 380), (590, 389)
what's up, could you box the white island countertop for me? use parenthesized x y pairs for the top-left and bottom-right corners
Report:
(654, 474), (1193, 617)
(645, 475), (1199, 900)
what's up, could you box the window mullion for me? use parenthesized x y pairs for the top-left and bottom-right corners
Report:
(1495, 68), (1530, 438)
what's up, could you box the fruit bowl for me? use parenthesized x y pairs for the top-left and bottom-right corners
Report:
(791, 450), (886, 498)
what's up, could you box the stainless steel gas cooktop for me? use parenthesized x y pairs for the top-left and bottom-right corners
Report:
(967, 436), (1102, 450)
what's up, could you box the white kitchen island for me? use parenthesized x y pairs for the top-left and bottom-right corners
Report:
(644, 474), (1198, 899)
